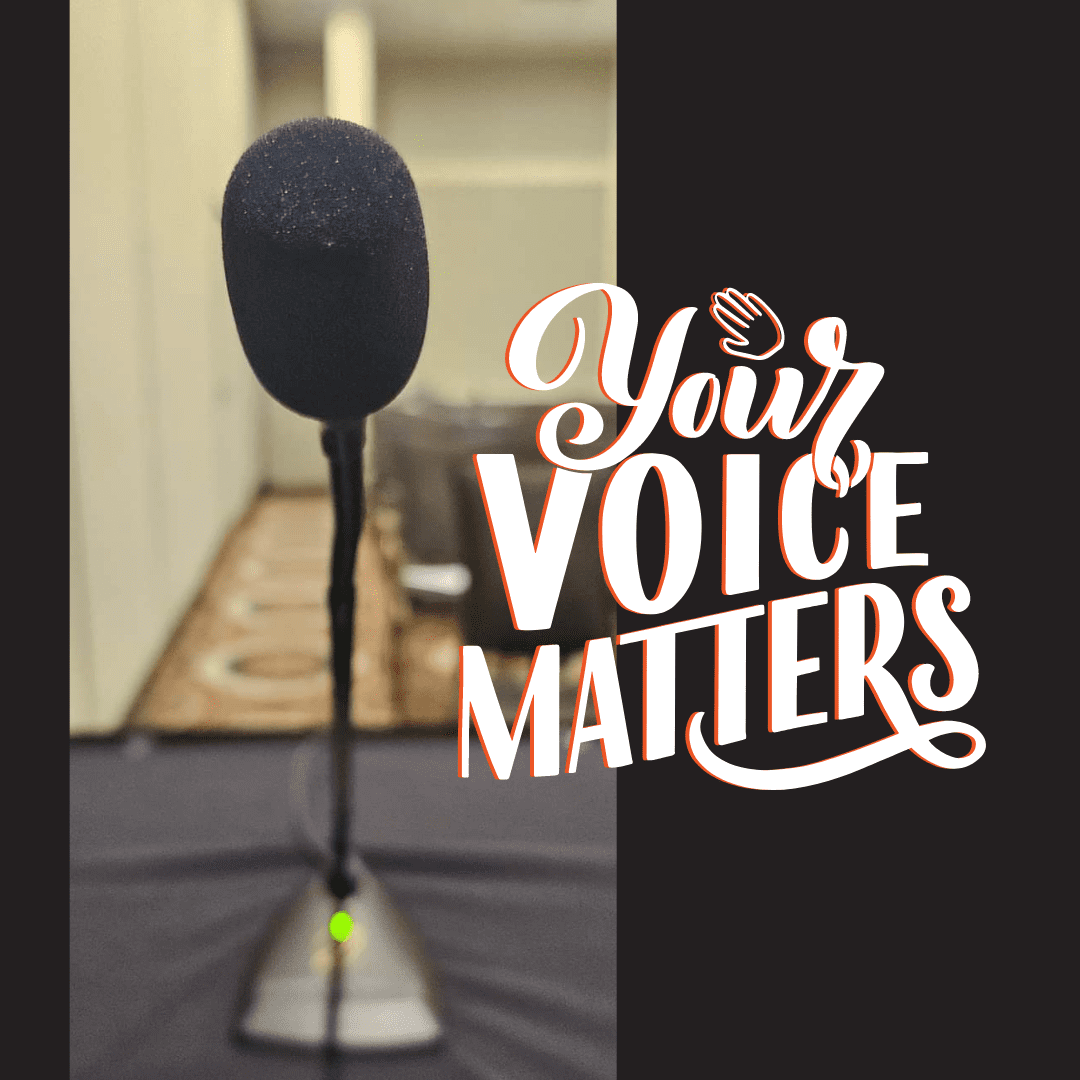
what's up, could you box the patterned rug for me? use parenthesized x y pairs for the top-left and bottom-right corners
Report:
(128, 493), (463, 736)
(128, 491), (596, 738)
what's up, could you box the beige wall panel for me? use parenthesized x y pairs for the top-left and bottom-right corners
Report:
(71, 0), (260, 732)
(133, 0), (222, 623)
(257, 42), (325, 131)
(404, 184), (608, 405)
(379, 54), (612, 161)
(255, 42), (330, 488)
(71, 0), (161, 731)
(70, 438), (97, 733)
(208, 0), (263, 523)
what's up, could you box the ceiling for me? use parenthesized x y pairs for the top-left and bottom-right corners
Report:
(249, 0), (616, 54)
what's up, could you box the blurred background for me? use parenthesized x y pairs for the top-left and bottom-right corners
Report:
(71, 0), (617, 737)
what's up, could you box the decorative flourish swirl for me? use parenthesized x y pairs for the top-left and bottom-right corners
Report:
(685, 711), (986, 791)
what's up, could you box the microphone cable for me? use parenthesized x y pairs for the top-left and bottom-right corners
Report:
(287, 730), (334, 868)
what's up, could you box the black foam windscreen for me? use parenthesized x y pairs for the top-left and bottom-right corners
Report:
(221, 117), (428, 420)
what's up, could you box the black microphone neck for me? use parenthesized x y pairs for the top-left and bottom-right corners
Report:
(321, 418), (367, 902)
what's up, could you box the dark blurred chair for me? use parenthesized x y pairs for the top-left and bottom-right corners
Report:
(371, 396), (616, 653)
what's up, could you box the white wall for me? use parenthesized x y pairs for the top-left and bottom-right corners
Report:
(70, 0), (262, 733)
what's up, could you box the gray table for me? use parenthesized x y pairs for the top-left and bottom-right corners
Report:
(71, 734), (615, 1079)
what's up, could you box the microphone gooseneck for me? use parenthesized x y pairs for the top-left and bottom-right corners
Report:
(225, 118), (441, 1054)
(222, 117), (430, 904)
(322, 419), (365, 902)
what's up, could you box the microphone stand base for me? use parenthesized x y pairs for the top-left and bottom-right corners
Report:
(236, 865), (442, 1053)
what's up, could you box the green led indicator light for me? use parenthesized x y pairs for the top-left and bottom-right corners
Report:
(328, 911), (353, 943)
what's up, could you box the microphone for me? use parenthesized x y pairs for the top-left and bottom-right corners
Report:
(221, 116), (428, 420)
(223, 118), (441, 1053)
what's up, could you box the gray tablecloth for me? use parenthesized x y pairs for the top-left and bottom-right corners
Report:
(71, 735), (615, 1079)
